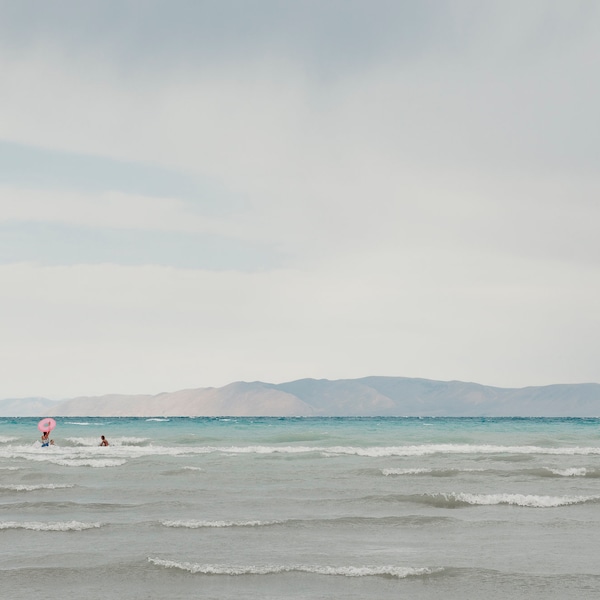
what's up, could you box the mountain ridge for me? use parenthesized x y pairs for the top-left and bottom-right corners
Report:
(1, 376), (600, 417)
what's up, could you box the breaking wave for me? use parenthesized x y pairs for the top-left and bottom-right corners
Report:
(169, 444), (600, 458)
(382, 468), (434, 475)
(161, 519), (282, 528)
(408, 492), (600, 508)
(543, 467), (596, 477)
(0, 484), (74, 492)
(65, 437), (149, 447)
(0, 436), (19, 444)
(47, 458), (127, 468)
(0, 520), (102, 531)
(380, 467), (483, 476)
(148, 557), (442, 578)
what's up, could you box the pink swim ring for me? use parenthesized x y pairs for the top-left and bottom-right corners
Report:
(38, 418), (57, 433)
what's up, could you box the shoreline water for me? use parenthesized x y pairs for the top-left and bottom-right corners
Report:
(1, 417), (600, 599)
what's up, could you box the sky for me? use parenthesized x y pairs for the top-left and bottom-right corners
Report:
(1, 0), (599, 399)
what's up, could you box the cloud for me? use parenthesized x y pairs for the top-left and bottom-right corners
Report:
(0, 252), (598, 398)
(0, 186), (237, 235)
(0, 1), (599, 395)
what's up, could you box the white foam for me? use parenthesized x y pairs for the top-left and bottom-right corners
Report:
(117, 437), (149, 445)
(191, 444), (600, 458)
(0, 484), (74, 491)
(546, 467), (587, 477)
(161, 519), (280, 528)
(440, 492), (597, 507)
(216, 445), (320, 455)
(5, 442), (597, 463)
(0, 436), (19, 443)
(65, 437), (149, 447)
(0, 443), (210, 462)
(382, 467), (483, 476)
(65, 437), (105, 447)
(0, 520), (101, 531)
(147, 557), (440, 578)
(325, 444), (600, 457)
(48, 458), (127, 468)
(382, 468), (432, 475)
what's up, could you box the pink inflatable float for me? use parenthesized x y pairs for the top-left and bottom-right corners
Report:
(38, 418), (56, 433)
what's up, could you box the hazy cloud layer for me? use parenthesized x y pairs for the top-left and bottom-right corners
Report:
(0, 1), (598, 397)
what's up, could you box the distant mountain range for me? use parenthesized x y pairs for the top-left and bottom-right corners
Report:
(1, 376), (600, 417)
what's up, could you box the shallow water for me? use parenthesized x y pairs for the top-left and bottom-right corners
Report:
(1, 417), (600, 599)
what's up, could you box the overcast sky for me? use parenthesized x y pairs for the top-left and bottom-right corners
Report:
(1, 0), (599, 399)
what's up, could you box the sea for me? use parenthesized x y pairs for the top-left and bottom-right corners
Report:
(1, 416), (600, 599)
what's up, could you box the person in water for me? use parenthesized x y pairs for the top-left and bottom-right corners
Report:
(41, 431), (53, 447)
(100, 435), (109, 446)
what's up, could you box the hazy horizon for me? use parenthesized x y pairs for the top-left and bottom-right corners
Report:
(1, 1), (599, 399)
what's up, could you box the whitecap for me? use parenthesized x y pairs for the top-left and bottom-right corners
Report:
(49, 459), (127, 468)
(0, 436), (19, 443)
(0, 484), (74, 492)
(207, 444), (600, 458)
(65, 437), (105, 447)
(546, 467), (587, 477)
(161, 519), (280, 528)
(147, 557), (440, 578)
(0, 444), (209, 462)
(65, 436), (148, 447)
(382, 468), (432, 476)
(0, 520), (101, 531)
(116, 437), (150, 445)
(325, 444), (600, 457)
(440, 492), (598, 508)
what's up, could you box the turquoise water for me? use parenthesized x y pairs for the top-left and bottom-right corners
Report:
(1, 417), (600, 599)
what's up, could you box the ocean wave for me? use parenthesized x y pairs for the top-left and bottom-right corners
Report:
(161, 519), (282, 528)
(0, 436), (19, 444)
(382, 468), (434, 475)
(310, 515), (455, 528)
(0, 484), (74, 492)
(0, 444), (210, 462)
(65, 437), (149, 447)
(419, 492), (600, 508)
(323, 444), (600, 457)
(544, 467), (594, 477)
(380, 467), (482, 476)
(192, 444), (600, 458)
(161, 466), (204, 476)
(161, 515), (457, 530)
(5, 441), (598, 462)
(215, 445), (318, 455)
(64, 421), (116, 427)
(47, 458), (127, 468)
(118, 437), (150, 445)
(2, 449), (127, 467)
(0, 520), (101, 531)
(3, 500), (133, 511)
(381, 466), (600, 479)
(147, 557), (441, 578)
